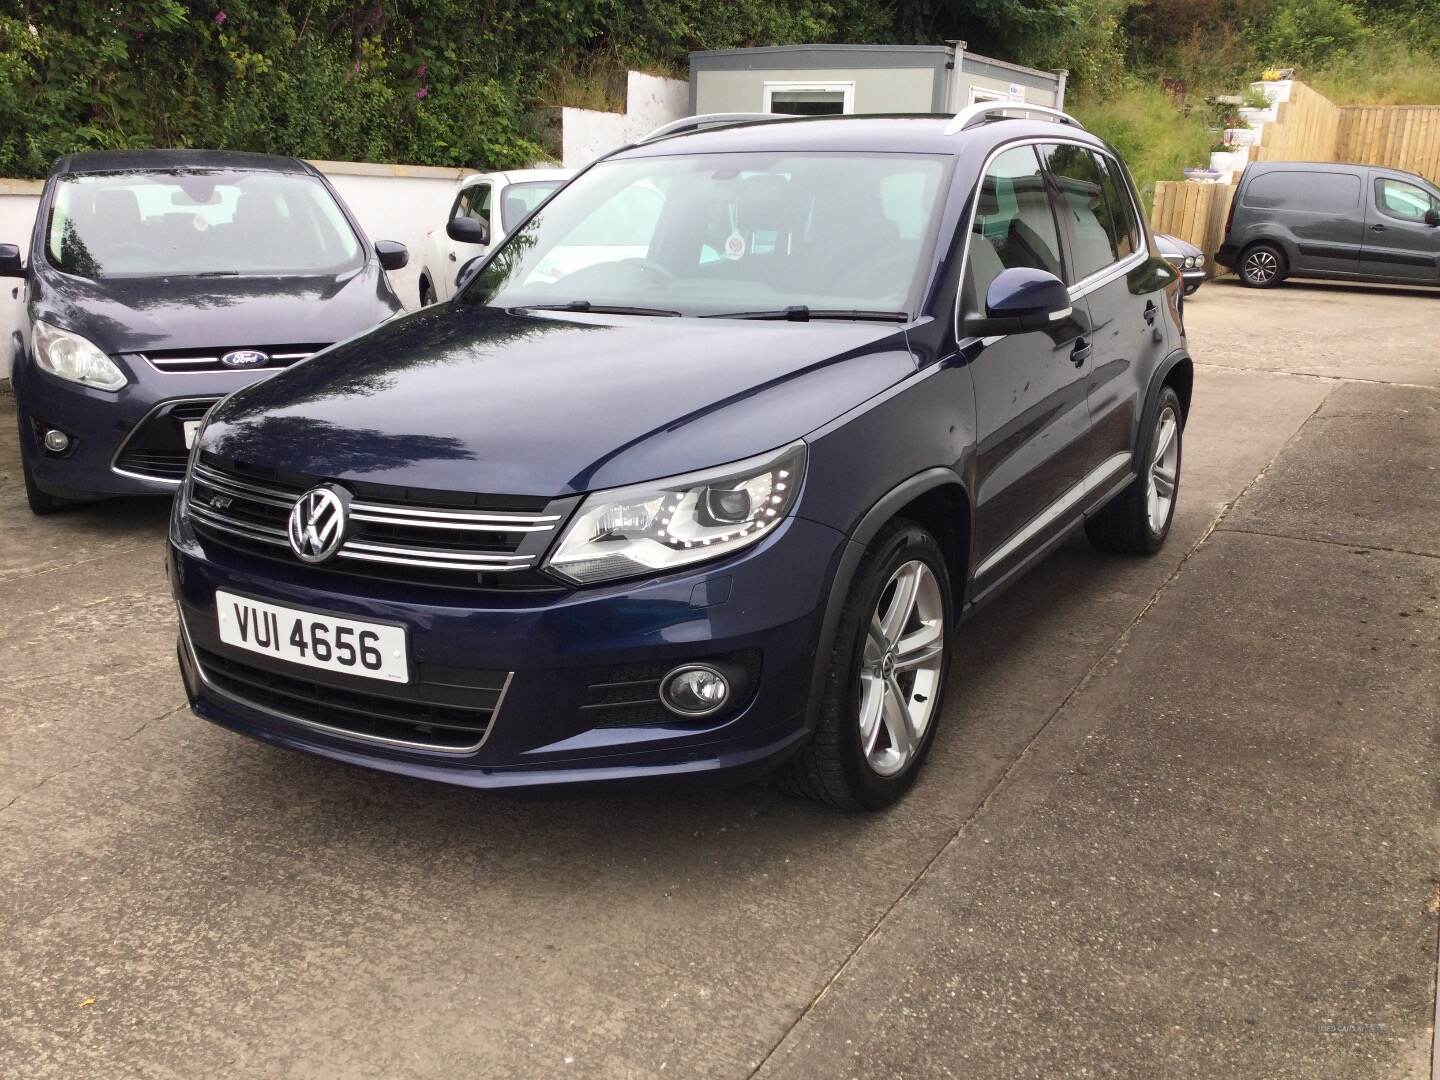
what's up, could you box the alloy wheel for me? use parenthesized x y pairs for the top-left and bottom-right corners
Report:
(859, 560), (945, 777)
(1244, 249), (1278, 284)
(1148, 405), (1180, 533)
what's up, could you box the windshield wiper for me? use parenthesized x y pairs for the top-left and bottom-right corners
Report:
(701, 306), (909, 323)
(519, 300), (680, 317)
(194, 270), (240, 277)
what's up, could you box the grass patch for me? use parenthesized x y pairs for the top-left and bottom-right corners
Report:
(1070, 83), (1216, 210)
(1306, 38), (1440, 106)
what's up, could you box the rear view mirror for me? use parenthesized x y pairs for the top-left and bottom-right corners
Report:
(374, 240), (408, 271)
(0, 243), (23, 278)
(455, 256), (484, 293)
(964, 267), (1072, 338)
(447, 217), (489, 246)
(1425, 208), (1440, 227)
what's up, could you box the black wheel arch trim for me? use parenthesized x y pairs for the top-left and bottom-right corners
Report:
(1144, 348), (1194, 431)
(802, 467), (967, 733)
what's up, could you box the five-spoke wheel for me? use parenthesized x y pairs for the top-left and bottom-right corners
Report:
(859, 560), (945, 777)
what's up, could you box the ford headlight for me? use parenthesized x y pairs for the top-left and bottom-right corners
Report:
(546, 442), (806, 585)
(32, 319), (127, 391)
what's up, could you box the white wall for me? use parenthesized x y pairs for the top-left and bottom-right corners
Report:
(695, 66), (938, 115)
(560, 71), (688, 167)
(0, 161), (470, 381)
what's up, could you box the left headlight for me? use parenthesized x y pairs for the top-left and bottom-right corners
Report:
(546, 441), (807, 585)
(32, 319), (127, 391)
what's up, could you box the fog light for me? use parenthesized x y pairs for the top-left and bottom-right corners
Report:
(660, 664), (731, 717)
(43, 429), (70, 453)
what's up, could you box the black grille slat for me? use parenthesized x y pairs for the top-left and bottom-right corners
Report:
(195, 646), (497, 750)
(114, 397), (222, 482)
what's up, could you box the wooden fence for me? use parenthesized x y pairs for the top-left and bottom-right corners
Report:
(1254, 81), (1342, 164)
(1336, 106), (1440, 183)
(1150, 181), (1236, 265)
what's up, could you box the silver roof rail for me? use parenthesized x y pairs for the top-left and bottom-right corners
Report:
(637, 112), (778, 144)
(943, 102), (1084, 136)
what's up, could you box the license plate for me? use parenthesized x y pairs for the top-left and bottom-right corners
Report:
(215, 590), (409, 683)
(183, 420), (202, 449)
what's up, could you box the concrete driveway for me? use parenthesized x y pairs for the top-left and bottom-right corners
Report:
(1, 279), (1436, 1079)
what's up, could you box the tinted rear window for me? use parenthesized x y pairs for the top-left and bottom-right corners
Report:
(1243, 170), (1360, 214)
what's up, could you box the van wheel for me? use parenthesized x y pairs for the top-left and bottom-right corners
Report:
(419, 279), (437, 306)
(17, 417), (66, 516)
(1239, 243), (1286, 288)
(777, 520), (952, 810)
(1086, 386), (1183, 555)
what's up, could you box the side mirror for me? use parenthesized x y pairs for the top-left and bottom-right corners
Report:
(447, 217), (489, 246)
(375, 240), (408, 271)
(964, 267), (1072, 338)
(0, 243), (24, 278)
(1425, 208), (1440, 227)
(455, 255), (484, 293)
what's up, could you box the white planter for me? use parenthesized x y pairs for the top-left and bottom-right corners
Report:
(1251, 79), (1293, 105)
(1238, 106), (1276, 126)
(1209, 150), (1247, 175)
(1225, 127), (1257, 147)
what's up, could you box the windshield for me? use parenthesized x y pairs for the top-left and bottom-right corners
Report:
(463, 151), (950, 318)
(46, 168), (364, 280)
(500, 180), (565, 231)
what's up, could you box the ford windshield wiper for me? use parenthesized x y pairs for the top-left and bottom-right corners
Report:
(701, 306), (909, 322)
(519, 300), (680, 317)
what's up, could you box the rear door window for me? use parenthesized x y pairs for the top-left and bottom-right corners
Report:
(1094, 152), (1141, 259)
(1040, 144), (1117, 281)
(1243, 170), (1360, 214)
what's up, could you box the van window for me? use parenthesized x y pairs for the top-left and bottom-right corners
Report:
(1095, 152), (1141, 260)
(1375, 177), (1438, 222)
(1243, 170), (1360, 214)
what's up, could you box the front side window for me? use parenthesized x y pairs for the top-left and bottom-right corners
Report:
(45, 169), (362, 280)
(465, 151), (950, 317)
(500, 180), (564, 232)
(1376, 177), (1438, 222)
(1042, 144), (1121, 280)
(461, 183), (492, 229)
(963, 144), (1064, 313)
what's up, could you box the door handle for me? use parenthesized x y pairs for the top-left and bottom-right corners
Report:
(448, 252), (457, 261)
(1143, 301), (1157, 326)
(1371, 223), (1387, 233)
(1070, 338), (1091, 366)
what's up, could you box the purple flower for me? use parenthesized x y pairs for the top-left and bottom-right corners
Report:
(214, 10), (226, 25)
(417, 63), (427, 79)
(354, 60), (361, 73)
(416, 86), (429, 101)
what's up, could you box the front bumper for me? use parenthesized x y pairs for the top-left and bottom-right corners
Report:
(1181, 268), (1206, 295)
(12, 358), (269, 500)
(169, 510), (846, 791)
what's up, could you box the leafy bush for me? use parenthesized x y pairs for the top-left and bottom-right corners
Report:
(1263, 0), (1368, 67)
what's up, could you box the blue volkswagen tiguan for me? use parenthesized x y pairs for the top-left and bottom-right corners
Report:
(169, 107), (1192, 809)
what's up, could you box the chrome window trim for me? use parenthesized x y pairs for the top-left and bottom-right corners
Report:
(974, 451), (1133, 578)
(110, 395), (223, 486)
(178, 608), (511, 755)
(953, 136), (1152, 346)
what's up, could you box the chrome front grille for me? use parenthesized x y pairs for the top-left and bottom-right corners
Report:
(187, 461), (574, 587)
(141, 345), (328, 373)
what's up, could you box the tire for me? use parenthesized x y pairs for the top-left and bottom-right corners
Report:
(1239, 242), (1286, 288)
(1085, 386), (1183, 556)
(419, 278), (437, 307)
(777, 520), (953, 810)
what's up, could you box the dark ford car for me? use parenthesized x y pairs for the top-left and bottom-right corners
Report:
(170, 107), (1191, 809)
(1, 150), (406, 513)
(1216, 160), (1440, 288)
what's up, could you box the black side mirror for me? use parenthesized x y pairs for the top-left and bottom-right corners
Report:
(0, 243), (23, 278)
(455, 255), (484, 293)
(447, 217), (489, 246)
(375, 240), (408, 271)
(964, 267), (1073, 338)
(1425, 208), (1440, 227)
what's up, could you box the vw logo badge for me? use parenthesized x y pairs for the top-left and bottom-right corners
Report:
(220, 349), (269, 369)
(287, 486), (349, 563)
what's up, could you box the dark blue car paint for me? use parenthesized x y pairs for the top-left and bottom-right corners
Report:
(9, 150), (403, 501)
(170, 116), (1191, 791)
